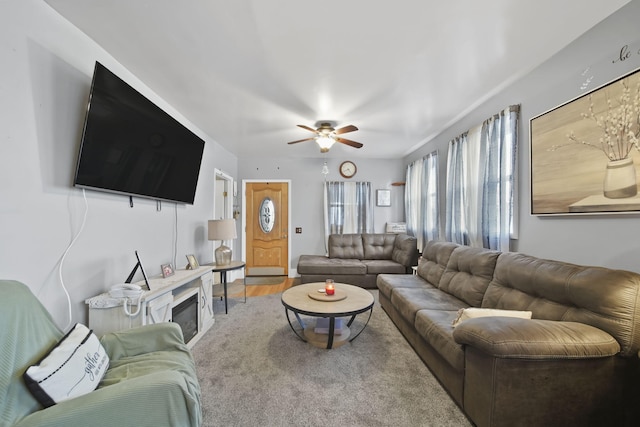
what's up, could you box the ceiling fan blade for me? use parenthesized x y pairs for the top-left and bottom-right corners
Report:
(334, 124), (358, 135)
(297, 124), (319, 134)
(336, 137), (363, 148)
(287, 137), (316, 145)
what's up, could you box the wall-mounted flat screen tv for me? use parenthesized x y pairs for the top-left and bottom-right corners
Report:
(73, 62), (205, 204)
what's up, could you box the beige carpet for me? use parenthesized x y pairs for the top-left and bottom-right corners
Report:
(191, 291), (471, 427)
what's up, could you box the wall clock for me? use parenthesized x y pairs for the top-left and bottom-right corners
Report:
(339, 161), (357, 178)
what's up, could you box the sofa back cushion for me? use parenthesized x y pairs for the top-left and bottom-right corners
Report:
(438, 246), (500, 307)
(391, 234), (419, 267)
(483, 251), (640, 357)
(362, 234), (396, 259)
(328, 234), (365, 259)
(417, 240), (459, 287)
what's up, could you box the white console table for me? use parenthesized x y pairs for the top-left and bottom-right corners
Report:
(85, 266), (214, 348)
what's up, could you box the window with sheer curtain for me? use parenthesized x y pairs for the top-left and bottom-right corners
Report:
(445, 105), (519, 251)
(324, 181), (374, 242)
(405, 151), (440, 251)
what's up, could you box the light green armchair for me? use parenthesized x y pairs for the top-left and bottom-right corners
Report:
(1, 280), (202, 427)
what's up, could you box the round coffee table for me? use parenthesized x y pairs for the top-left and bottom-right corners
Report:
(281, 282), (374, 349)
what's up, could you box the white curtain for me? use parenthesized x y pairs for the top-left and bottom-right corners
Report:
(445, 105), (519, 251)
(324, 182), (374, 247)
(405, 151), (440, 251)
(405, 161), (421, 241)
(445, 132), (469, 245)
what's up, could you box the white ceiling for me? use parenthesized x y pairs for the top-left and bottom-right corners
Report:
(45, 0), (629, 160)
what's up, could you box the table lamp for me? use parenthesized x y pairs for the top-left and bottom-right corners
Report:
(208, 219), (237, 266)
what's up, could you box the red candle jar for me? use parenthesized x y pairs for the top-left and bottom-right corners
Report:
(325, 279), (335, 295)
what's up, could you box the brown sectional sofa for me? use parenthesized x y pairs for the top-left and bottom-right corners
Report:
(377, 240), (640, 427)
(297, 233), (418, 288)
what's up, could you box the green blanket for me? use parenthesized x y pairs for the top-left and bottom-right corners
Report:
(1, 280), (202, 427)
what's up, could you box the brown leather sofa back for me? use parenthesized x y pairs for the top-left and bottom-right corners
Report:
(439, 246), (500, 307)
(417, 240), (458, 286)
(362, 233), (396, 259)
(484, 251), (640, 357)
(328, 234), (365, 259)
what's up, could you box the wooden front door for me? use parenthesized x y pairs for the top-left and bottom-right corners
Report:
(246, 182), (289, 276)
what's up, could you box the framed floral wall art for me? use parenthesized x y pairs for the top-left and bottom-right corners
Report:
(530, 66), (640, 215)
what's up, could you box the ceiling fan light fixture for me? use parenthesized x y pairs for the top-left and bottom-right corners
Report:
(287, 122), (362, 151)
(316, 135), (335, 152)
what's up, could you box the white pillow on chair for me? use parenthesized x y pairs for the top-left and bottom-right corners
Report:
(23, 323), (109, 407)
(452, 307), (533, 327)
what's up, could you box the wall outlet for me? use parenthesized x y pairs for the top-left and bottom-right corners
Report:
(295, 227), (302, 234)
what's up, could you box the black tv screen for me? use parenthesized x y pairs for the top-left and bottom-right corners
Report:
(74, 62), (205, 204)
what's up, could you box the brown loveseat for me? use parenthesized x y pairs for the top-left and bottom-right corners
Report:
(377, 240), (640, 427)
(297, 233), (418, 288)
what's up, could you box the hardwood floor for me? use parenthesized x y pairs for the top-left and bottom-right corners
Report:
(222, 277), (297, 298)
(245, 277), (296, 296)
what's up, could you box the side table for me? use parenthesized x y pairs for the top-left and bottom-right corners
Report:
(205, 261), (246, 314)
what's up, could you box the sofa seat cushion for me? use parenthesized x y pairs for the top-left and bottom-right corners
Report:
(390, 287), (468, 325)
(297, 255), (366, 275)
(377, 274), (435, 300)
(415, 309), (465, 370)
(362, 259), (406, 275)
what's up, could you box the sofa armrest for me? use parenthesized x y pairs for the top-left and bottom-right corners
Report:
(14, 369), (201, 427)
(100, 322), (188, 361)
(452, 317), (620, 359)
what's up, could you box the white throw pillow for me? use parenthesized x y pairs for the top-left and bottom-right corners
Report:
(452, 307), (533, 327)
(23, 323), (109, 407)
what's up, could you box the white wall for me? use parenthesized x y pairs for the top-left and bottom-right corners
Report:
(404, 0), (640, 272)
(0, 1), (237, 329)
(238, 157), (405, 271)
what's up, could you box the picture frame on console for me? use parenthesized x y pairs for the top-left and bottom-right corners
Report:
(530, 66), (640, 215)
(161, 263), (175, 278)
(186, 254), (199, 270)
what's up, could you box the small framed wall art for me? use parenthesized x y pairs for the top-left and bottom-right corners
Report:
(376, 189), (391, 207)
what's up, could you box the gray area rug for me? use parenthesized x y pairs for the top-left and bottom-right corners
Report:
(191, 291), (471, 427)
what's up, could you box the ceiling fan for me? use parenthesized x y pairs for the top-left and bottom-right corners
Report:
(287, 122), (363, 153)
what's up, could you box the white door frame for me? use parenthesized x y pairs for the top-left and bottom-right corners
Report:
(242, 179), (293, 278)
(213, 168), (234, 220)
(213, 169), (242, 281)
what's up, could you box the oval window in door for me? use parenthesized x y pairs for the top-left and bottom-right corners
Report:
(259, 197), (275, 233)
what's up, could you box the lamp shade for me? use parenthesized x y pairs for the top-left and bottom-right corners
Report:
(208, 219), (237, 241)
